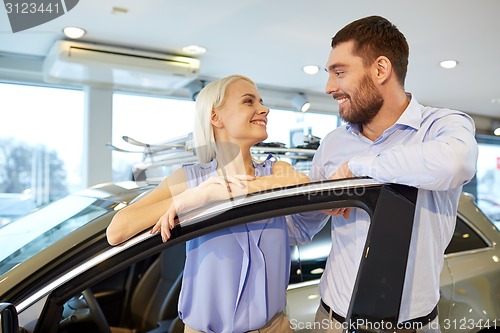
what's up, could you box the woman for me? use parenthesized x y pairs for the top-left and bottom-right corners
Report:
(107, 74), (308, 333)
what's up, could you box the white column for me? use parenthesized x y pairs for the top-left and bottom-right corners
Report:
(82, 86), (113, 187)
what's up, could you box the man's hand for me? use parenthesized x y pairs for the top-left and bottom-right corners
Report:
(322, 161), (353, 219)
(331, 161), (353, 180)
(321, 207), (351, 219)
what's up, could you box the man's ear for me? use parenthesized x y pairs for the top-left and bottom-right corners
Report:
(211, 110), (224, 128)
(373, 56), (391, 85)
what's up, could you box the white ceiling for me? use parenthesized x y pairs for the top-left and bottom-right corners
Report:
(1, 0), (500, 123)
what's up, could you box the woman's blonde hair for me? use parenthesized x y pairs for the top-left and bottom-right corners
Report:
(193, 74), (255, 163)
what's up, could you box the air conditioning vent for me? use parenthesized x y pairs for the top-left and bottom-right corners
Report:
(43, 40), (201, 93)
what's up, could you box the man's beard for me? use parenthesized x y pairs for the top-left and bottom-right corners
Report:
(337, 74), (384, 126)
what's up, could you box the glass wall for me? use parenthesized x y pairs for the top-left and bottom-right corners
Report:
(4, 80), (497, 229)
(112, 92), (339, 182)
(112, 93), (196, 182)
(0, 82), (84, 227)
(475, 135), (500, 227)
(267, 110), (338, 147)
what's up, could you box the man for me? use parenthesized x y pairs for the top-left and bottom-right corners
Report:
(306, 15), (478, 333)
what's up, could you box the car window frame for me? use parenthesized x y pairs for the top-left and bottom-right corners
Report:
(444, 212), (494, 258)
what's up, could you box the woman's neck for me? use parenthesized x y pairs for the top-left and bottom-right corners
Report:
(215, 142), (254, 176)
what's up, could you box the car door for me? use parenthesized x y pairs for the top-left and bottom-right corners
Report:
(2, 179), (420, 333)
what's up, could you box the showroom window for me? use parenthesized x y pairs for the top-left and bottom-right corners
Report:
(112, 93), (197, 182)
(112, 92), (339, 182)
(475, 135), (500, 227)
(266, 111), (338, 147)
(0, 82), (84, 227)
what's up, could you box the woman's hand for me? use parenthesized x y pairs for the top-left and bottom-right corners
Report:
(198, 174), (255, 195)
(150, 174), (256, 242)
(206, 174), (256, 201)
(151, 200), (180, 242)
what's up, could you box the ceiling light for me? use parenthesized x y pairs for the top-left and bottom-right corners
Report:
(182, 45), (207, 55)
(302, 65), (319, 75)
(111, 7), (128, 14)
(63, 27), (85, 39)
(440, 60), (458, 69)
(292, 93), (311, 112)
(186, 79), (206, 101)
(492, 120), (500, 136)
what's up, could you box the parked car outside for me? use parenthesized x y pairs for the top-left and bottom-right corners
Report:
(0, 179), (499, 333)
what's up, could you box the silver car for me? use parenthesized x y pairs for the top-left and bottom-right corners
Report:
(285, 192), (500, 332)
(0, 179), (498, 333)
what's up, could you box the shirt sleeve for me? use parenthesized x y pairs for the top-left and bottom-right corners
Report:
(348, 113), (478, 191)
(286, 211), (330, 245)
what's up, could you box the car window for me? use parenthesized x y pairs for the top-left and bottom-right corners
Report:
(0, 195), (112, 276)
(444, 216), (488, 254)
(292, 214), (492, 282)
(290, 222), (331, 284)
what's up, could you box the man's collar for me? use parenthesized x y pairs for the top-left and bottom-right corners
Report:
(346, 93), (421, 134)
(395, 93), (421, 130)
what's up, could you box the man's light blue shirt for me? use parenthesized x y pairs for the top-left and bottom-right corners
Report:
(306, 94), (478, 321)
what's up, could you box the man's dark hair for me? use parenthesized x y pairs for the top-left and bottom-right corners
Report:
(332, 16), (409, 87)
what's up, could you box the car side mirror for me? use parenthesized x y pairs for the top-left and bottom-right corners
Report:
(0, 303), (19, 333)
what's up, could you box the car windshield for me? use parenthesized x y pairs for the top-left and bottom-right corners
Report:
(0, 195), (110, 276)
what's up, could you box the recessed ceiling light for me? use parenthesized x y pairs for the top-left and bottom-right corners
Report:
(302, 65), (320, 75)
(182, 45), (207, 55)
(63, 27), (85, 39)
(111, 7), (128, 14)
(440, 60), (458, 69)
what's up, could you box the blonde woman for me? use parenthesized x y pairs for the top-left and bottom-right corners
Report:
(107, 74), (309, 332)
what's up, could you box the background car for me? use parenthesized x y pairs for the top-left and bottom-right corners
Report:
(286, 192), (500, 332)
(0, 180), (499, 333)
